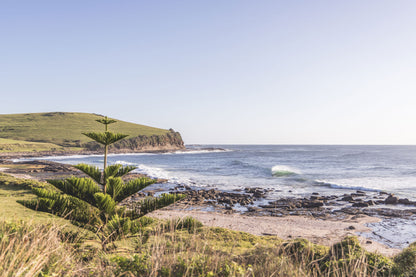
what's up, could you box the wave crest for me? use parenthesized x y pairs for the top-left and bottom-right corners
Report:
(271, 165), (300, 177)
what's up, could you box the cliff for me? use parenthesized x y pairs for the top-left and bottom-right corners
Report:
(83, 129), (185, 152)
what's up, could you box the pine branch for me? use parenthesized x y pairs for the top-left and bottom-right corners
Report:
(96, 117), (117, 125)
(74, 164), (102, 184)
(30, 187), (102, 225)
(82, 131), (128, 146)
(106, 177), (124, 201)
(48, 177), (101, 206)
(94, 192), (116, 216)
(104, 164), (136, 179)
(137, 193), (186, 217)
(115, 177), (156, 203)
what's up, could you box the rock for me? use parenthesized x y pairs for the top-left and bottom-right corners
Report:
(398, 198), (411, 205)
(352, 202), (369, 207)
(302, 201), (324, 208)
(385, 195), (398, 205)
(352, 191), (366, 197)
(341, 195), (354, 202)
(247, 206), (262, 212)
(224, 205), (233, 212)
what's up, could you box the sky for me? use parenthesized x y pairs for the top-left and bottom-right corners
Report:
(1, 1), (416, 144)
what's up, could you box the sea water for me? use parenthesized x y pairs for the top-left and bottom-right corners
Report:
(32, 145), (416, 248)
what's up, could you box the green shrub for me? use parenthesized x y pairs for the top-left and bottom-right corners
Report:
(322, 236), (393, 275)
(393, 241), (416, 276)
(281, 238), (329, 263)
(111, 253), (151, 276)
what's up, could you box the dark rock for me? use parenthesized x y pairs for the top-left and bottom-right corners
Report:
(341, 196), (354, 201)
(398, 198), (412, 205)
(247, 206), (262, 212)
(385, 195), (398, 205)
(352, 202), (369, 207)
(302, 201), (324, 208)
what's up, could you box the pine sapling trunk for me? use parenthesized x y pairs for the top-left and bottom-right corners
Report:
(104, 144), (108, 194)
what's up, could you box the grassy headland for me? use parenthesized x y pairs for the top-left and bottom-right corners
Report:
(0, 112), (183, 153)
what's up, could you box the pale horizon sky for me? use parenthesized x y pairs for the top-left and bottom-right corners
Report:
(1, 1), (416, 145)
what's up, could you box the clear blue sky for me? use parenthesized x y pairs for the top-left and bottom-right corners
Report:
(1, 1), (416, 144)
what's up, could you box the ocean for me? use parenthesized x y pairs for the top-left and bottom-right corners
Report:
(32, 144), (416, 248)
(37, 145), (416, 200)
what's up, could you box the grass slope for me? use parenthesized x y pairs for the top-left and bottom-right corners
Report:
(0, 138), (67, 153)
(0, 112), (170, 148)
(0, 172), (84, 227)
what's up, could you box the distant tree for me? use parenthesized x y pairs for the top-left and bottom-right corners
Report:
(21, 116), (185, 242)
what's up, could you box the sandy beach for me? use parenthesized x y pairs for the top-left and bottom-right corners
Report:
(150, 209), (400, 257)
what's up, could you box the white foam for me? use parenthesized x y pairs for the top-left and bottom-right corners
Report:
(166, 149), (232, 155)
(134, 164), (194, 186)
(14, 149), (230, 162)
(271, 165), (301, 175)
(314, 179), (380, 192)
(114, 160), (136, 166)
(315, 177), (416, 195)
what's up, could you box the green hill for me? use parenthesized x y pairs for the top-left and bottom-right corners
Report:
(0, 112), (184, 153)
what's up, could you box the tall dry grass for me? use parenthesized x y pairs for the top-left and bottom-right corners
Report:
(111, 219), (394, 277)
(0, 220), (111, 277)
(0, 217), (403, 276)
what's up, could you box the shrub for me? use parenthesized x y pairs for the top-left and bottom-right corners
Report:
(393, 241), (416, 276)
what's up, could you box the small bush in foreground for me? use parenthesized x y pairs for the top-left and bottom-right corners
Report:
(393, 241), (416, 276)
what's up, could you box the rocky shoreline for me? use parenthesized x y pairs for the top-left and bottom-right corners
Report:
(163, 185), (416, 220)
(3, 159), (416, 222)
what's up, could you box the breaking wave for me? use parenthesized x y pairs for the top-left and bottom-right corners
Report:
(271, 165), (301, 177)
(314, 179), (381, 192)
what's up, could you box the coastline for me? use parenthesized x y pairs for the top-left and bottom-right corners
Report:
(0, 152), (406, 257)
(0, 147), (186, 161)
